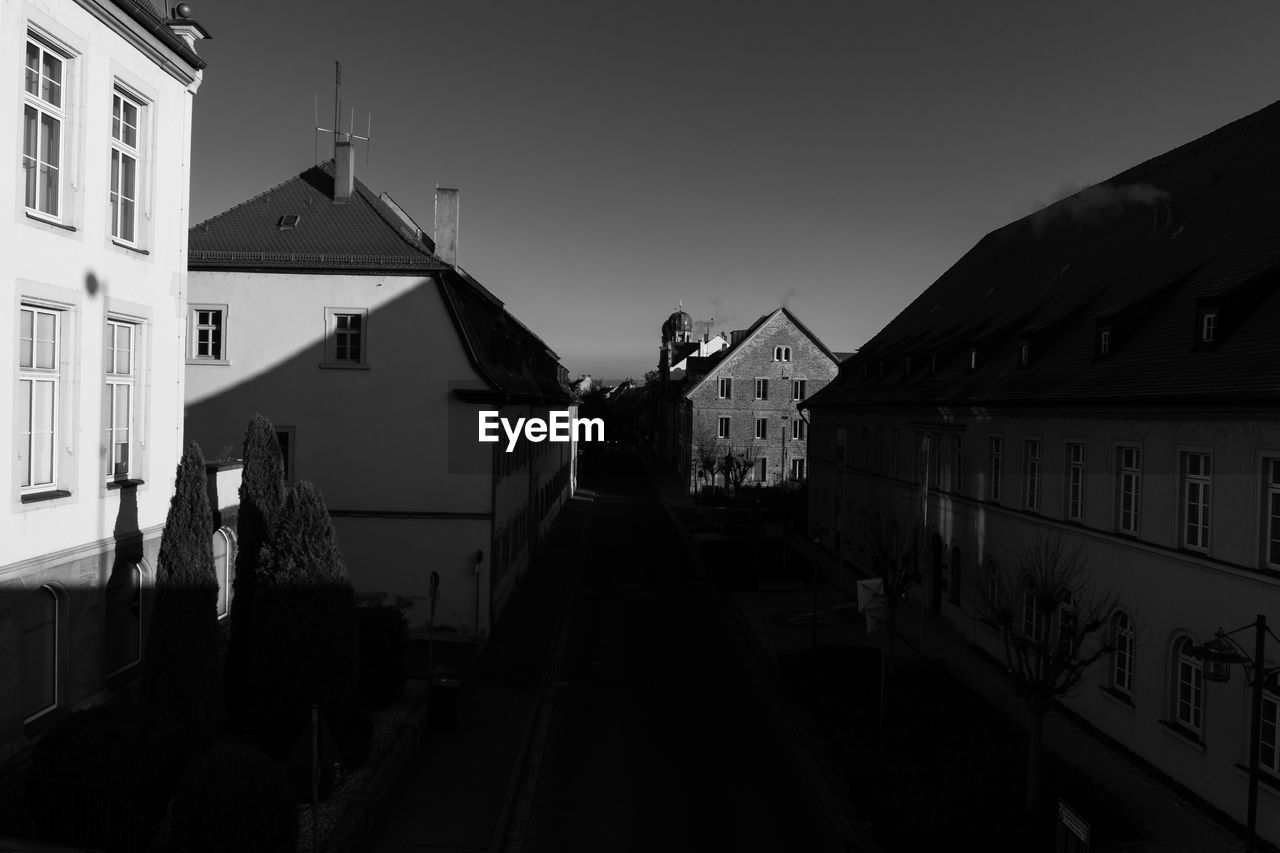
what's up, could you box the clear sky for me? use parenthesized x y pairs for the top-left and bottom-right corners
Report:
(188, 1), (1280, 381)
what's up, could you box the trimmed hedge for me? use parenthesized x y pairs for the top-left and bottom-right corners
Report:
(357, 603), (409, 709)
(169, 743), (298, 853)
(243, 481), (362, 771)
(142, 441), (221, 748)
(27, 705), (182, 853)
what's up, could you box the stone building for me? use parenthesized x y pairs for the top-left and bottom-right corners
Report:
(658, 306), (841, 492)
(803, 98), (1280, 846)
(1, 0), (220, 759)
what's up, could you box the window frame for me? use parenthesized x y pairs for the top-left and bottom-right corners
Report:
(109, 88), (144, 246)
(1181, 451), (1212, 553)
(754, 417), (767, 440)
(792, 378), (807, 401)
(988, 435), (1003, 503)
(104, 316), (139, 483)
(717, 417), (730, 440)
(1173, 637), (1205, 737)
(718, 376), (732, 399)
(949, 434), (963, 494)
(1111, 610), (1135, 697)
(22, 585), (59, 723)
(1264, 458), (1280, 571)
(791, 457), (806, 480)
(754, 377), (768, 401)
(213, 528), (233, 619)
(18, 303), (63, 495)
(322, 307), (370, 368)
(187, 304), (228, 365)
(22, 35), (68, 223)
(1117, 445), (1142, 535)
(791, 418), (806, 441)
(1066, 441), (1086, 523)
(1262, 686), (1280, 779)
(1024, 438), (1041, 512)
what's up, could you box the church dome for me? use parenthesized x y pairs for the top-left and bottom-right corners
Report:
(666, 310), (693, 333)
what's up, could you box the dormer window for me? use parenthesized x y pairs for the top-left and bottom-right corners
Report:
(1017, 340), (1030, 367)
(277, 214), (300, 230)
(1200, 312), (1217, 344)
(860, 364), (869, 380)
(1098, 327), (1112, 357)
(968, 348), (978, 371)
(904, 356), (913, 377)
(878, 361), (885, 379)
(929, 352), (938, 375)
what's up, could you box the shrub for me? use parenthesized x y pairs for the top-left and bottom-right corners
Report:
(142, 441), (220, 748)
(169, 744), (298, 853)
(224, 415), (286, 730)
(27, 706), (182, 853)
(242, 481), (361, 765)
(357, 603), (409, 709)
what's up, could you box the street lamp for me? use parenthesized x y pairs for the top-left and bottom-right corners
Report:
(1191, 614), (1280, 853)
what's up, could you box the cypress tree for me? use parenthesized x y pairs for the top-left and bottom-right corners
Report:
(224, 415), (286, 730)
(243, 481), (361, 764)
(141, 441), (220, 749)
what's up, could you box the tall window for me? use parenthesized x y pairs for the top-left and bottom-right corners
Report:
(717, 417), (730, 440)
(213, 530), (232, 618)
(891, 429), (901, 477)
(792, 379), (806, 401)
(1055, 590), (1076, 655)
(1067, 442), (1086, 522)
(949, 435), (962, 493)
(110, 90), (141, 243)
(1173, 637), (1204, 736)
(1024, 439), (1041, 511)
(22, 586), (58, 721)
(1021, 585), (1043, 642)
(325, 308), (368, 366)
(916, 430), (927, 485)
(718, 377), (732, 399)
(755, 418), (767, 440)
(105, 562), (141, 675)
(19, 305), (60, 493)
(791, 458), (806, 480)
(989, 436), (1003, 502)
(1182, 452), (1211, 551)
(1098, 327), (1112, 356)
(1262, 687), (1280, 778)
(335, 314), (361, 361)
(931, 432), (942, 488)
(1111, 610), (1134, 697)
(1118, 447), (1142, 534)
(1265, 459), (1280, 571)
(1200, 312), (1217, 344)
(791, 419), (806, 440)
(754, 378), (768, 400)
(23, 37), (65, 219)
(105, 319), (137, 481)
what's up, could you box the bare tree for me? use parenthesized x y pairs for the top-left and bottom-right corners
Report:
(857, 510), (925, 729)
(986, 534), (1119, 809)
(719, 445), (760, 497)
(692, 426), (723, 496)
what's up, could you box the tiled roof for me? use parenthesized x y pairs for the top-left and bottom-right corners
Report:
(189, 161), (450, 272)
(807, 98), (1280, 409)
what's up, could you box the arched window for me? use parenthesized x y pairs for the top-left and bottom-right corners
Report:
(213, 529), (232, 618)
(1111, 610), (1134, 696)
(105, 561), (142, 676)
(21, 585), (58, 721)
(1173, 636), (1204, 736)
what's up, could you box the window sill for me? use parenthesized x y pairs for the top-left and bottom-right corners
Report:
(21, 489), (72, 504)
(106, 479), (145, 490)
(24, 705), (69, 738)
(1158, 720), (1206, 752)
(1233, 764), (1280, 798)
(25, 211), (76, 232)
(186, 357), (230, 366)
(320, 361), (371, 370)
(111, 240), (149, 255)
(1099, 685), (1135, 711)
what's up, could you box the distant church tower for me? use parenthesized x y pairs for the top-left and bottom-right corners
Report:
(658, 303), (693, 383)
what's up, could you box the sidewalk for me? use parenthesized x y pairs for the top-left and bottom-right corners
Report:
(363, 493), (592, 853)
(654, 468), (1249, 852)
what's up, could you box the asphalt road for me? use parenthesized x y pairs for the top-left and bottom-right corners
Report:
(510, 450), (837, 853)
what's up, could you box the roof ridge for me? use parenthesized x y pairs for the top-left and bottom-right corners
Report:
(354, 179), (439, 260)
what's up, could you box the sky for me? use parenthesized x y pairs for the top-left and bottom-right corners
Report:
(188, 1), (1280, 382)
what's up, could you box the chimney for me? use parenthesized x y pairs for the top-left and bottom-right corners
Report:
(730, 329), (747, 346)
(333, 136), (355, 204)
(434, 187), (460, 266)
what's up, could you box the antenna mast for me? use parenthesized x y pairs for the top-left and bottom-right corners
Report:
(313, 61), (373, 166)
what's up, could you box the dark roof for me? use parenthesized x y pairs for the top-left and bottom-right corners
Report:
(189, 161), (570, 404)
(110, 0), (206, 70)
(808, 98), (1280, 410)
(189, 161), (450, 273)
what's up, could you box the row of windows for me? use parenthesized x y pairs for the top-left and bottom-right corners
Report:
(496, 414), (562, 478)
(985, 563), (1278, 774)
(715, 416), (807, 441)
(716, 377), (808, 402)
(24, 34), (149, 246)
(187, 305), (368, 368)
(20, 529), (233, 723)
(833, 424), (1279, 572)
(19, 302), (147, 496)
